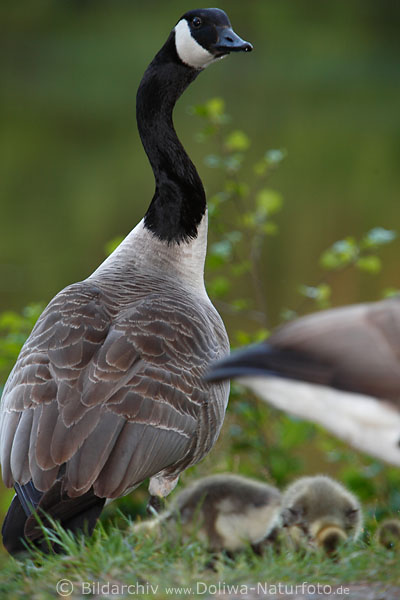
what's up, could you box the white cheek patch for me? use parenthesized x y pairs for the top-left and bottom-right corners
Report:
(174, 19), (216, 69)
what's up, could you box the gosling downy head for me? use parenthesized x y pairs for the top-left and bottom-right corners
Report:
(376, 518), (400, 550)
(281, 475), (363, 555)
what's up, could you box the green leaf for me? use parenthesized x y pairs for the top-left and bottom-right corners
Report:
(243, 189), (282, 232)
(234, 328), (269, 346)
(361, 227), (397, 249)
(225, 130), (250, 152)
(205, 97), (226, 119)
(207, 276), (231, 298)
(265, 148), (287, 165)
(262, 222), (278, 235)
(189, 97), (229, 125)
(253, 328), (270, 342)
(382, 287), (400, 298)
(0, 311), (23, 332)
(256, 189), (283, 216)
(234, 330), (255, 345)
(320, 237), (358, 270)
(253, 148), (287, 176)
(298, 283), (331, 308)
(356, 255), (381, 274)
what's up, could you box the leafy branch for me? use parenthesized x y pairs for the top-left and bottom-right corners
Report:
(190, 97), (286, 339)
(293, 227), (398, 314)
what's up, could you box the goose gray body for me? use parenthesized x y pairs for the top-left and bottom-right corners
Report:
(0, 8), (252, 553)
(207, 297), (400, 466)
(0, 220), (229, 499)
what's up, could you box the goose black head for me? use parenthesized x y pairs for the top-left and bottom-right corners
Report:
(174, 8), (253, 70)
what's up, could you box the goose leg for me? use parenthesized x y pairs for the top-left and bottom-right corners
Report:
(146, 495), (165, 516)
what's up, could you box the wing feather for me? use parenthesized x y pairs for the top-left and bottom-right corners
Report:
(35, 402), (59, 469)
(0, 412), (21, 487)
(64, 411), (125, 495)
(49, 406), (102, 465)
(1, 281), (229, 499)
(10, 410), (33, 483)
(92, 422), (191, 498)
(270, 297), (400, 401)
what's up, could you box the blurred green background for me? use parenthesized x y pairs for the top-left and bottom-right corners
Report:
(0, 0), (400, 545)
(1, 0), (399, 316)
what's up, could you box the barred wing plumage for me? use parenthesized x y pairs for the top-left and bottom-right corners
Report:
(0, 280), (229, 499)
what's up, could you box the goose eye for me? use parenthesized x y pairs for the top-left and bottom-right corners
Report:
(192, 16), (202, 28)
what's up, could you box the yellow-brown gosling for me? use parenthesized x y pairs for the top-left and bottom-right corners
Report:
(134, 473), (281, 555)
(281, 475), (363, 555)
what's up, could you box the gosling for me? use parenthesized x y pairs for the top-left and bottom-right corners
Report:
(375, 518), (400, 550)
(281, 475), (363, 555)
(133, 473), (281, 554)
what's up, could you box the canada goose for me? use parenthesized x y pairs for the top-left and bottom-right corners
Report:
(0, 8), (252, 555)
(133, 473), (281, 554)
(281, 475), (362, 555)
(375, 518), (400, 550)
(206, 297), (400, 466)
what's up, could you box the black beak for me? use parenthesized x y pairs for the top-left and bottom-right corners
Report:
(213, 26), (253, 54)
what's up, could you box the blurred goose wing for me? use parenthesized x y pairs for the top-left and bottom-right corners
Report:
(206, 296), (400, 465)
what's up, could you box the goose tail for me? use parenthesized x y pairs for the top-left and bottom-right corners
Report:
(2, 480), (105, 555)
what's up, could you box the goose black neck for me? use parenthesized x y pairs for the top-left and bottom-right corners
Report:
(137, 32), (207, 244)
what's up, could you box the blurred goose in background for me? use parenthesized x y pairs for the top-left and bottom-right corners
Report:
(0, 8), (252, 554)
(206, 297), (400, 466)
(281, 475), (363, 555)
(134, 473), (281, 555)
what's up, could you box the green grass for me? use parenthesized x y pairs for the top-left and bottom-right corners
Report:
(0, 518), (399, 599)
